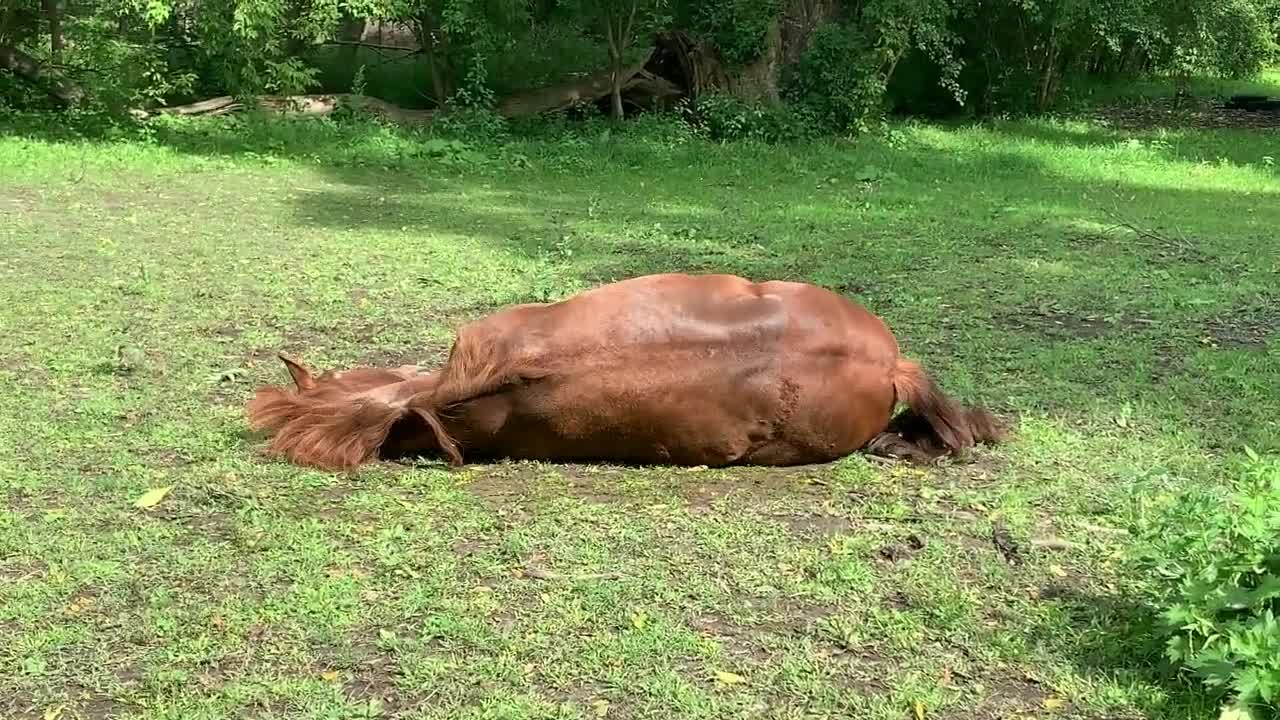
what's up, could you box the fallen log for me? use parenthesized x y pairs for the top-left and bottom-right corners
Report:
(0, 42), (84, 107)
(134, 45), (687, 125)
(133, 93), (436, 124)
(496, 47), (656, 117)
(621, 69), (683, 111)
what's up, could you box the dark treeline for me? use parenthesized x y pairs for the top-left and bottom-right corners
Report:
(1, 0), (1278, 133)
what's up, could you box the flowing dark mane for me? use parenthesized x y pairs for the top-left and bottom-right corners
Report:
(246, 359), (461, 470)
(246, 387), (409, 470)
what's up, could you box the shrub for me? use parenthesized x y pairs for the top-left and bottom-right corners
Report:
(678, 0), (783, 67)
(1131, 448), (1280, 717)
(676, 93), (818, 142)
(783, 22), (889, 134)
(432, 105), (511, 144)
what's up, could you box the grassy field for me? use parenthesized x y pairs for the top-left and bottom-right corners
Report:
(1, 101), (1278, 720)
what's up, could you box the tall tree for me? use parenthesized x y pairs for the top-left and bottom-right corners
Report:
(571, 0), (670, 119)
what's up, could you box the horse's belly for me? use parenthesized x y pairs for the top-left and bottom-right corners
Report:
(458, 351), (893, 467)
(481, 350), (783, 465)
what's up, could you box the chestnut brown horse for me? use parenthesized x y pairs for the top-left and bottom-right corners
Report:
(247, 273), (1004, 470)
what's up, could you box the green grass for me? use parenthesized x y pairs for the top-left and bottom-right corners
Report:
(0, 109), (1277, 720)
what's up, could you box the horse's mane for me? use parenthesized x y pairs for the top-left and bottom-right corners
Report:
(247, 330), (529, 471)
(247, 369), (462, 470)
(247, 386), (411, 470)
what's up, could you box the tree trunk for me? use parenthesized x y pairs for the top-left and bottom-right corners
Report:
(609, 50), (625, 120)
(42, 0), (61, 64)
(415, 12), (452, 107)
(337, 11), (365, 69)
(604, 9), (625, 122)
(425, 45), (451, 107)
(1036, 32), (1060, 112)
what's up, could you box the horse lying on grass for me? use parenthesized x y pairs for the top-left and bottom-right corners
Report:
(247, 273), (1005, 470)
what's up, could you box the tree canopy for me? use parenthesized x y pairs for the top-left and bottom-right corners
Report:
(2, 0), (1277, 127)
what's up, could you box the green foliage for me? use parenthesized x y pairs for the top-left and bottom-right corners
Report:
(2, 0), (1278, 123)
(783, 0), (965, 132)
(432, 103), (510, 141)
(0, 2), (198, 113)
(485, 22), (609, 96)
(785, 22), (887, 133)
(677, 93), (817, 142)
(1132, 449), (1280, 716)
(676, 0), (782, 67)
(561, 0), (671, 118)
(1157, 0), (1277, 81)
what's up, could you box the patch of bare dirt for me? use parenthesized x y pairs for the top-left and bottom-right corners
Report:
(205, 323), (243, 340)
(771, 512), (853, 539)
(932, 447), (1008, 485)
(994, 307), (1118, 340)
(312, 637), (411, 713)
(0, 187), (41, 217)
(558, 681), (631, 720)
(465, 462), (833, 510)
(181, 511), (238, 545)
(67, 686), (128, 720)
(942, 667), (1114, 720)
(1204, 306), (1277, 350)
(875, 533), (926, 565)
(676, 465), (832, 509)
(1088, 96), (1280, 131)
(464, 464), (621, 505)
(686, 599), (845, 671)
(1150, 344), (1185, 382)
(3, 686), (128, 720)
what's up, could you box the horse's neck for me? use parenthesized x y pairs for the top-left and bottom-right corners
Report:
(348, 372), (440, 407)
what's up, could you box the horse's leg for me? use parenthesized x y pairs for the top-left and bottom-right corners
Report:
(864, 432), (935, 464)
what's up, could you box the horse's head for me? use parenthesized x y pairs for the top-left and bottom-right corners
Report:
(275, 352), (422, 399)
(246, 352), (451, 469)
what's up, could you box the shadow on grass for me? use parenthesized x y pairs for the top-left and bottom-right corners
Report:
(1040, 587), (1224, 718)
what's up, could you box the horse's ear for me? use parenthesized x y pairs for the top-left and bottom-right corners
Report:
(278, 352), (316, 391)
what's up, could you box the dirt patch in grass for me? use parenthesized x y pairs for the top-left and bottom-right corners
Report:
(559, 681), (631, 719)
(772, 512), (853, 539)
(1150, 344), (1186, 382)
(875, 533), (927, 564)
(5, 693), (124, 720)
(994, 307), (1117, 340)
(1204, 306), (1277, 349)
(931, 448), (1008, 485)
(676, 466), (833, 509)
(943, 671), (1056, 719)
(64, 685), (129, 720)
(465, 462), (833, 509)
(182, 510), (239, 545)
(0, 186), (42, 216)
(1089, 96), (1280, 131)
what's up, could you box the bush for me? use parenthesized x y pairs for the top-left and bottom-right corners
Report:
(1131, 448), (1280, 717)
(676, 93), (818, 143)
(784, 22), (888, 134)
(679, 0), (783, 67)
(432, 106), (511, 144)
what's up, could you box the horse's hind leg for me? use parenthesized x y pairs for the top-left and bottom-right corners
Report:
(864, 432), (934, 464)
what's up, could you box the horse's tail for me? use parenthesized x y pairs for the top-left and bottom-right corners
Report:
(246, 387), (462, 470)
(890, 358), (1005, 456)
